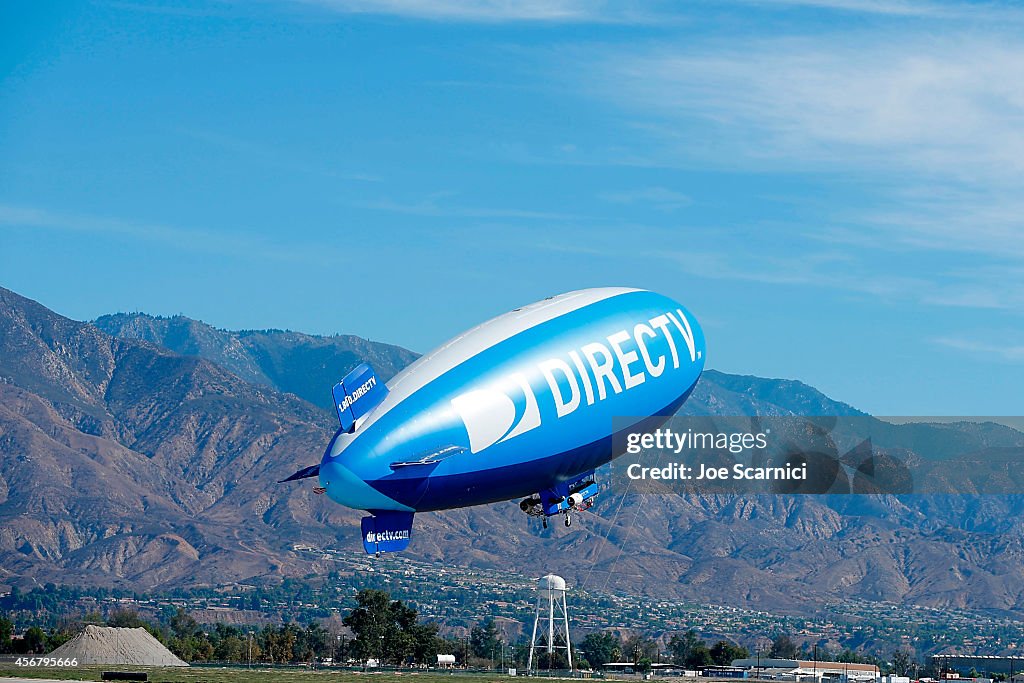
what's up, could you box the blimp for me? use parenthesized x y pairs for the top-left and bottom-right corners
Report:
(281, 288), (705, 554)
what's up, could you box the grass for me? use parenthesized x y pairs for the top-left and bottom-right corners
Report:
(0, 665), (538, 683)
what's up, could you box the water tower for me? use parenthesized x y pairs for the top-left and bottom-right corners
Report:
(527, 574), (572, 672)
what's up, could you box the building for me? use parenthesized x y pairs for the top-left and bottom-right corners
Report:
(929, 656), (1024, 678)
(703, 666), (748, 678)
(731, 658), (880, 682)
(602, 662), (700, 676)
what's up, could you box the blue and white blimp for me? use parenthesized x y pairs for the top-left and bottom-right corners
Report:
(281, 288), (705, 554)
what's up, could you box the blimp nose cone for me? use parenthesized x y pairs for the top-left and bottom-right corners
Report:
(318, 458), (412, 513)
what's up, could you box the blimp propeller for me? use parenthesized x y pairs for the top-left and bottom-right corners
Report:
(519, 472), (599, 528)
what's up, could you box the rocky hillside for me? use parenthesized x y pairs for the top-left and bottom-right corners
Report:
(93, 312), (417, 414)
(92, 314), (869, 420)
(2, 287), (1023, 617)
(0, 287), (346, 589)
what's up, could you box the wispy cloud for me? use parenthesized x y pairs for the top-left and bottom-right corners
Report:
(517, 215), (1024, 313)
(933, 337), (1024, 362)
(554, 21), (1024, 315)
(797, 182), (1024, 276)
(350, 193), (586, 221)
(0, 204), (334, 264)
(290, 0), (645, 22)
(549, 235), (936, 298)
(601, 187), (692, 211)
(737, 0), (1008, 19)
(174, 127), (382, 183)
(290, 0), (1016, 23)
(594, 34), (1024, 178)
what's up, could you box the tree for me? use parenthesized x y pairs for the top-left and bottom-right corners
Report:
(108, 609), (147, 629)
(688, 643), (713, 669)
(46, 629), (73, 651)
(580, 632), (621, 669)
(770, 635), (799, 659)
(261, 624), (280, 663)
(540, 649), (570, 670)
(470, 619), (503, 662)
(277, 623), (299, 663)
(193, 636), (214, 662)
(512, 641), (532, 668)
(711, 640), (749, 667)
(297, 622), (327, 662)
(342, 589), (416, 665)
(410, 622), (443, 665)
(670, 631), (712, 669)
(670, 631), (699, 666)
(169, 608), (199, 640)
(622, 635), (658, 667)
(24, 626), (46, 654)
(165, 608), (213, 663)
(213, 633), (246, 662)
(892, 650), (913, 677)
(82, 610), (104, 625)
(0, 616), (12, 654)
(838, 649), (870, 664)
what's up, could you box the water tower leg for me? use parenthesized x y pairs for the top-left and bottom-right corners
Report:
(562, 592), (572, 671)
(528, 594), (541, 672)
(548, 591), (555, 656)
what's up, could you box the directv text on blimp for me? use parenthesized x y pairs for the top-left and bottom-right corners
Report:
(610, 415), (1024, 495)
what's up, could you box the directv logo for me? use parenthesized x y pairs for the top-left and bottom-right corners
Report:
(366, 529), (410, 544)
(339, 376), (377, 412)
(450, 308), (699, 453)
(450, 372), (541, 453)
(537, 308), (698, 418)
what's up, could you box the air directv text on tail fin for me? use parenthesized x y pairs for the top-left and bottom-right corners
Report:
(333, 363), (389, 432)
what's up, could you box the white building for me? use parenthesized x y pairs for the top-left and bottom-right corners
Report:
(732, 658), (881, 682)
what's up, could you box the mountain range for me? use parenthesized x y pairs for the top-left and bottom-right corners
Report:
(2, 286), (1023, 620)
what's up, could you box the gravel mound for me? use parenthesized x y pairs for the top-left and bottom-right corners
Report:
(47, 625), (188, 666)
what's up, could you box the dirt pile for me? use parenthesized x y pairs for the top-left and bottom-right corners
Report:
(46, 625), (188, 666)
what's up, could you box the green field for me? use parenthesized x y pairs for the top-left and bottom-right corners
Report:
(0, 666), (544, 683)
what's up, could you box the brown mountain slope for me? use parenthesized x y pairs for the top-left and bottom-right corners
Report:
(92, 312), (418, 414)
(0, 287), (352, 587)
(1, 286), (1023, 616)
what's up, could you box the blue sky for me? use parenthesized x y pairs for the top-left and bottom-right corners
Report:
(2, 0), (1023, 415)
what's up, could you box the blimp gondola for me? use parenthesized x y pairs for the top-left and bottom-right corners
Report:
(281, 287), (705, 554)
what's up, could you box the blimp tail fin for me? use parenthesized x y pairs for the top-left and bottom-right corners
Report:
(361, 511), (414, 554)
(333, 363), (389, 432)
(278, 463), (321, 483)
